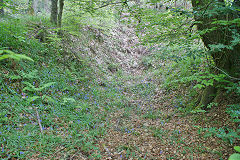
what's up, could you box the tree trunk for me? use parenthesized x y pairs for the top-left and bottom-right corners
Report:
(0, 0), (4, 16)
(191, 0), (240, 108)
(183, 0), (187, 9)
(58, 0), (64, 27)
(51, 0), (58, 25)
(43, 0), (49, 13)
(33, 0), (40, 14)
(28, 0), (35, 15)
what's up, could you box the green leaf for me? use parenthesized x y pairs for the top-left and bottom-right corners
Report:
(193, 84), (205, 89)
(63, 98), (76, 103)
(190, 109), (206, 113)
(7, 54), (21, 60)
(21, 70), (38, 79)
(27, 96), (41, 104)
(4, 74), (21, 80)
(0, 54), (10, 61)
(3, 50), (15, 54)
(229, 153), (240, 160)
(61, 98), (76, 105)
(39, 82), (55, 91)
(234, 146), (240, 153)
(23, 82), (55, 92)
(0, 50), (34, 62)
(42, 95), (55, 103)
(23, 82), (38, 92)
(13, 54), (34, 62)
(23, 87), (35, 92)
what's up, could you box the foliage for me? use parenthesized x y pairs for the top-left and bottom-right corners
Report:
(229, 146), (240, 160)
(0, 0), (239, 159)
(0, 13), (129, 159)
(227, 104), (240, 123)
(136, 6), (192, 45)
(198, 127), (240, 145)
(0, 49), (33, 61)
(134, 3), (240, 157)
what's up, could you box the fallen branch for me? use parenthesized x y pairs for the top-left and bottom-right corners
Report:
(35, 107), (43, 134)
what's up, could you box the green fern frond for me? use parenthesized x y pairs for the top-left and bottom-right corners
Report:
(27, 96), (41, 104)
(0, 49), (34, 62)
(39, 82), (56, 91)
(23, 82), (56, 92)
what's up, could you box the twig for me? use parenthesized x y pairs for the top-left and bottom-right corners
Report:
(208, 64), (240, 81)
(35, 107), (43, 134)
(115, 118), (121, 131)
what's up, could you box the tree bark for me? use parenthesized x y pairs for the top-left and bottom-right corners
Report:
(58, 0), (64, 27)
(183, 0), (187, 9)
(0, 0), (4, 16)
(33, 0), (40, 14)
(28, 0), (35, 15)
(43, 0), (49, 13)
(51, 0), (58, 25)
(191, 0), (240, 107)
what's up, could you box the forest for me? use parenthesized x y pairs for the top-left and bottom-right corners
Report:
(0, 0), (239, 159)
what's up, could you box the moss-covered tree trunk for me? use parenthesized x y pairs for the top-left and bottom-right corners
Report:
(191, 0), (240, 107)
(0, 0), (4, 16)
(58, 0), (64, 27)
(43, 0), (50, 13)
(51, 0), (58, 25)
(28, 0), (35, 15)
(51, 0), (64, 27)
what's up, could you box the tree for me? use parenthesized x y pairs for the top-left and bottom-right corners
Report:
(134, 0), (239, 107)
(191, 0), (240, 107)
(51, 0), (58, 25)
(58, 0), (64, 27)
(0, 0), (4, 16)
(43, 0), (49, 12)
(50, 0), (64, 27)
(28, 0), (35, 15)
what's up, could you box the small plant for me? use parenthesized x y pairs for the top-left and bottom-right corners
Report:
(228, 146), (240, 160)
(198, 127), (240, 145)
(107, 63), (118, 73)
(227, 104), (240, 123)
(23, 81), (56, 104)
(142, 109), (162, 119)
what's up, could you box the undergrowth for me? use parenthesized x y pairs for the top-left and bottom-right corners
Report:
(142, 38), (240, 157)
(0, 4), (239, 159)
(0, 15), (128, 159)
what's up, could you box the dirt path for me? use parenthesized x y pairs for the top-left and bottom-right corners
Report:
(82, 23), (231, 160)
(61, 19), (235, 159)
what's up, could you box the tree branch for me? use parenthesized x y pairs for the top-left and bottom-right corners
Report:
(94, 0), (129, 10)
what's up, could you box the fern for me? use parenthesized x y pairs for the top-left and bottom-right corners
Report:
(23, 82), (56, 92)
(42, 95), (55, 103)
(3, 74), (21, 80)
(0, 49), (34, 62)
(20, 70), (38, 79)
(26, 96), (41, 104)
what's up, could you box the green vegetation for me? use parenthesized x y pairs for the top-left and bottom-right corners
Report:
(0, 0), (239, 159)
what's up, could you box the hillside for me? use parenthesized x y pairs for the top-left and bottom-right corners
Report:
(0, 0), (240, 159)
